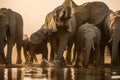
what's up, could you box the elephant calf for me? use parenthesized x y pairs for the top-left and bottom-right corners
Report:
(22, 35), (38, 64)
(23, 25), (48, 63)
(75, 23), (101, 68)
(28, 24), (50, 66)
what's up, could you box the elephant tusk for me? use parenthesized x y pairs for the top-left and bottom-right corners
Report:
(108, 38), (112, 43)
(93, 46), (95, 51)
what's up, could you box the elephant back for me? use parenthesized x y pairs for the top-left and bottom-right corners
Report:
(86, 1), (109, 25)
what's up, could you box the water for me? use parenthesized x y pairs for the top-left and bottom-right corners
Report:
(1, 65), (119, 80)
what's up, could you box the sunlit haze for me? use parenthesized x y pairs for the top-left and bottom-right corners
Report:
(0, 0), (120, 36)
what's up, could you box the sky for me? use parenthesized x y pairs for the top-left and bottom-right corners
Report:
(0, 0), (120, 36)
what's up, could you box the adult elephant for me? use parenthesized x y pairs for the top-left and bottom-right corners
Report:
(75, 23), (101, 68)
(62, 0), (110, 65)
(45, 5), (76, 67)
(105, 10), (120, 68)
(0, 8), (23, 64)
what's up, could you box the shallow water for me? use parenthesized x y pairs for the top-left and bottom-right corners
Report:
(0, 66), (120, 80)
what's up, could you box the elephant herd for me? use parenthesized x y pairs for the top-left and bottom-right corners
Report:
(0, 0), (120, 68)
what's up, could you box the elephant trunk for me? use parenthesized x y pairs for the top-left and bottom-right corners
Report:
(64, 6), (71, 19)
(83, 39), (94, 67)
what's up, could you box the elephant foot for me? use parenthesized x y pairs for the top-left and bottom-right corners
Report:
(52, 60), (66, 68)
(16, 59), (22, 64)
(73, 63), (82, 68)
(6, 58), (12, 65)
(0, 64), (6, 68)
(82, 62), (89, 68)
(39, 59), (49, 67)
(24, 61), (29, 65)
(72, 59), (75, 63)
(66, 61), (72, 65)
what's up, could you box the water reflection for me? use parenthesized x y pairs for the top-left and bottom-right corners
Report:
(24, 67), (111, 80)
(0, 68), (24, 80)
(0, 66), (118, 80)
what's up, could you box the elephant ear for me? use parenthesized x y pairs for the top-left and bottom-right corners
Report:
(30, 33), (39, 44)
(30, 27), (47, 44)
(45, 11), (57, 32)
(87, 2), (109, 25)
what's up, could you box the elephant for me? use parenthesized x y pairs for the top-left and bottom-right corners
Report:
(45, 5), (77, 67)
(74, 23), (101, 68)
(62, 0), (110, 65)
(28, 24), (51, 66)
(22, 34), (38, 64)
(105, 10), (120, 68)
(0, 8), (23, 64)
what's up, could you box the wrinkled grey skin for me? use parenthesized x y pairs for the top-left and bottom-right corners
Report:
(0, 8), (23, 64)
(45, 5), (75, 67)
(75, 23), (101, 68)
(22, 37), (38, 64)
(62, 0), (110, 65)
(105, 10), (120, 68)
(29, 24), (50, 66)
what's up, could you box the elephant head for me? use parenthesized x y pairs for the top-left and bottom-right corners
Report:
(108, 11), (120, 68)
(30, 24), (49, 45)
(75, 23), (101, 67)
(62, 0), (109, 28)
(45, 6), (72, 32)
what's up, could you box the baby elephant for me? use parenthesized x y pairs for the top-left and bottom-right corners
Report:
(75, 23), (101, 68)
(22, 35), (38, 64)
(22, 24), (50, 67)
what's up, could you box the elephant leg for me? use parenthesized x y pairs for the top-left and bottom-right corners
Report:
(49, 45), (55, 61)
(26, 51), (32, 64)
(1, 39), (7, 64)
(42, 44), (48, 60)
(29, 52), (34, 64)
(54, 34), (69, 67)
(99, 45), (105, 66)
(33, 55), (38, 63)
(16, 43), (22, 64)
(72, 43), (77, 63)
(0, 50), (7, 64)
(6, 42), (14, 64)
(73, 51), (81, 67)
(111, 39), (119, 68)
(23, 47), (28, 64)
(94, 44), (100, 67)
(66, 43), (73, 65)
(50, 38), (58, 61)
